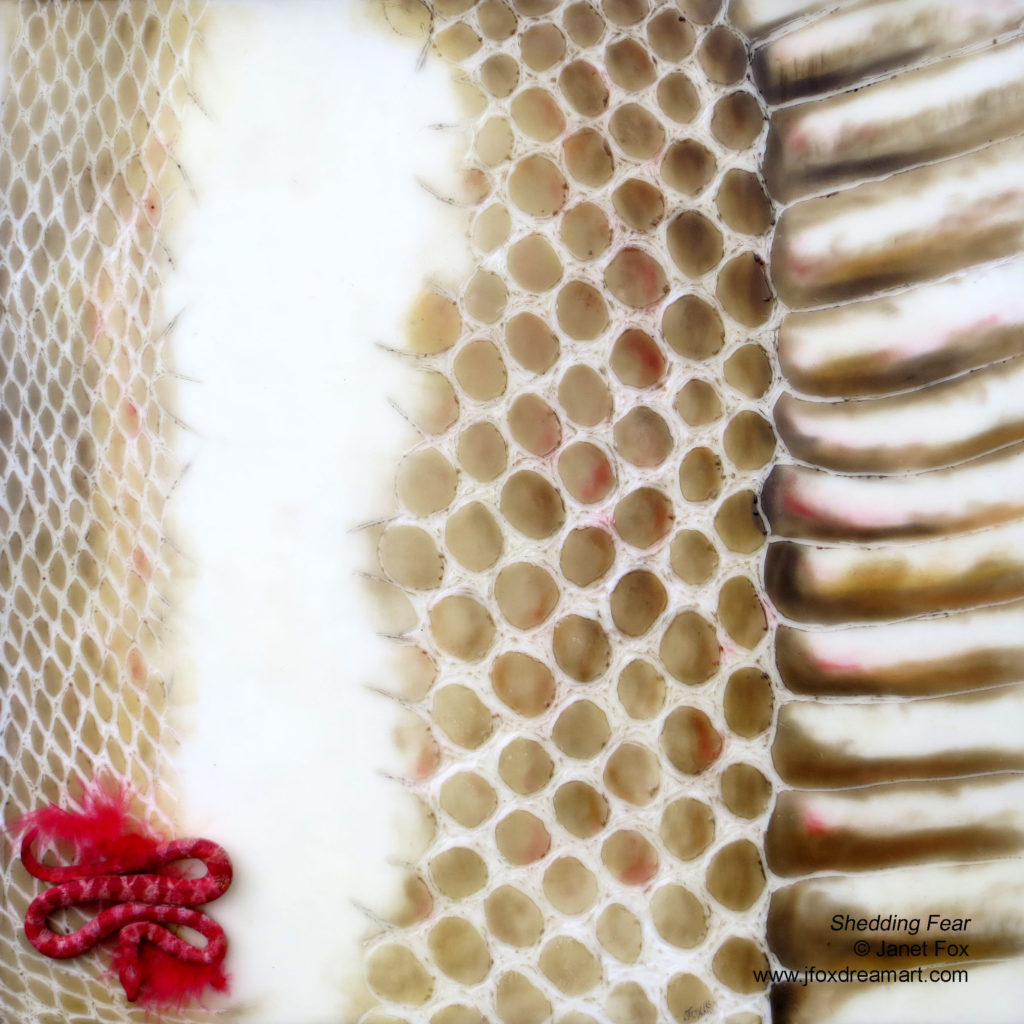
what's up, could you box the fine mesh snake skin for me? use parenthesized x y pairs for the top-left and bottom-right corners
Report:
(0, 4), (205, 1022)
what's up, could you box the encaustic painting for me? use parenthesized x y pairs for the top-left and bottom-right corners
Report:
(2, 1), (1023, 1023)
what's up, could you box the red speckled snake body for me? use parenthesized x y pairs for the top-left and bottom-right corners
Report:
(21, 830), (232, 1002)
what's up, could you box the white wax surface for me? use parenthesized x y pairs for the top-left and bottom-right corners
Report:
(165, 5), (459, 1020)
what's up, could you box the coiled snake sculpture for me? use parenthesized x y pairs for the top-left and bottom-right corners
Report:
(16, 787), (233, 1009)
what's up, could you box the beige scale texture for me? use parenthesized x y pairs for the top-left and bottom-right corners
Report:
(0, 4), (206, 1023)
(364, 2), (779, 1022)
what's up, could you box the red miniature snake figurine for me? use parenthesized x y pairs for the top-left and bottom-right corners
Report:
(15, 785), (233, 1009)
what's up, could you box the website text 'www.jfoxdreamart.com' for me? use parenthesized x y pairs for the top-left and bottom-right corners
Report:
(753, 965), (970, 986)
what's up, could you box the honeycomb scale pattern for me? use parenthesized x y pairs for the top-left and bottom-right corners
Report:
(0, 5), (208, 1023)
(365, 2), (781, 1021)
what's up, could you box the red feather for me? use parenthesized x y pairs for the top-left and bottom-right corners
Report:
(111, 941), (231, 1013)
(11, 780), (164, 866)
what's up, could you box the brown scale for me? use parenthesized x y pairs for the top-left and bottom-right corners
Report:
(777, 295), (1024, 400)
(774, 619), (1024, 698)
(767, 785), (1024, 877)
(773, 695), (1024, 790)
(764, 538), (1024, 624)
